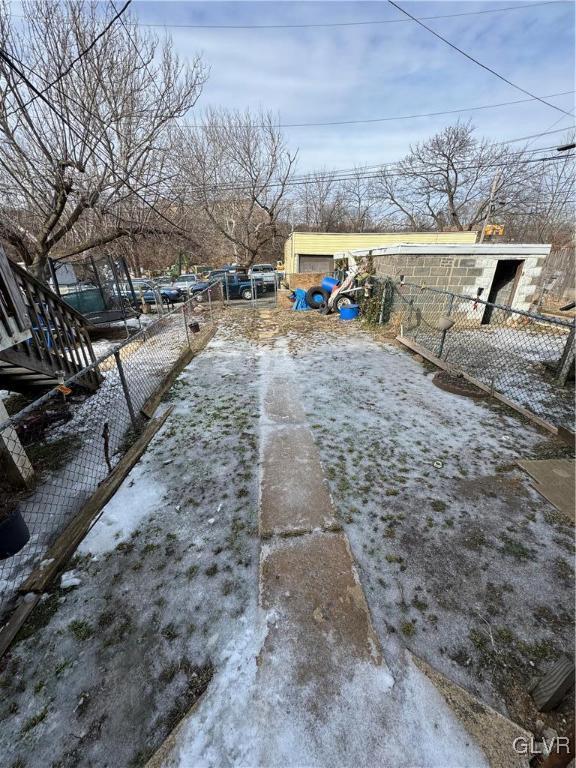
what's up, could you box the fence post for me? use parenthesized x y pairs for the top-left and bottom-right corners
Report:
(183, 301), (191, 347)
(378, 281), (388, 325)
(113, 349), (138, 429)
(437, 293), (455, 358)
(556, 322), (575, 386)
(207, 285), (213, 322)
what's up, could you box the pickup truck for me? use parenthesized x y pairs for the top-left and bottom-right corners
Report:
(206, 271), (272, 301)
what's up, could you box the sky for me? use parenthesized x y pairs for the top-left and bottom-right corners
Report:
(32, 0), (576, 172)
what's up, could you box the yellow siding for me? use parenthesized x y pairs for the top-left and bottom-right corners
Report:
(283, 231), (478, 273)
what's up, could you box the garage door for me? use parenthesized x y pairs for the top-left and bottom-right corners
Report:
(299, 255), (334, 273)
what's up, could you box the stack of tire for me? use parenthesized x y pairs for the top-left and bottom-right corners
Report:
(305, 283), (355, 314)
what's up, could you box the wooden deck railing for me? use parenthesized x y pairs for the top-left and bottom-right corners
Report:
(0, 251), (99, 388)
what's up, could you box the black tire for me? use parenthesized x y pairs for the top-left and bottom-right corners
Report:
(305, 286), (329, 309)
(241, 288), (253, 301)
(334, 293), (355, 312)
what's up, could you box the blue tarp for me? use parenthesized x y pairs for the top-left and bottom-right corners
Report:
(292, 288), (310, 311)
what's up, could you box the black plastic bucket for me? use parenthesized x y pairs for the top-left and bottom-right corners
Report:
(0, 509), (30, 559)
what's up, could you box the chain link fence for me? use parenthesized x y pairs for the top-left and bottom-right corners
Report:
(376, 279), (575, 429)
(0, 285), (221, 620)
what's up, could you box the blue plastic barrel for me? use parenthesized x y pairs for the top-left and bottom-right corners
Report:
(321, 276), (340, 293)
(339, 304), (360, 321)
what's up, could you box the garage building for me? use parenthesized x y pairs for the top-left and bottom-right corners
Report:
(283, 231), (478, 276)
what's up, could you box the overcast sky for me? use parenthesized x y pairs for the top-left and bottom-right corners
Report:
(134, 1), (574, 171)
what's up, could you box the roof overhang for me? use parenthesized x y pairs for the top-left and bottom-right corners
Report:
(337, 243), (552, 259)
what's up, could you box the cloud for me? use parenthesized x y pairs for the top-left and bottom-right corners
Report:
(134, 1), (575, 170)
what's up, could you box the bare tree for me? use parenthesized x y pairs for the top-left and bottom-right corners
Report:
(374, 121), (539, 232)
(340, 168), (379, 231)
(0, 0), (207, 278)
(183, 108), (296, 266)
(499, 132), (575, 244)
(294, 170), (347, 231)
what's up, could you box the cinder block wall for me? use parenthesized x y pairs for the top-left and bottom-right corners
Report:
(374, 253), (546, 315)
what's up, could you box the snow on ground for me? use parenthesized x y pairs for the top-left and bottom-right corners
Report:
(78, 461), (166, 556)
(0, 307), (208, 615)
(409, 324), (573, 427)
(284, 321), (574, 732)
(0, 310), (573, 767)
(169, 615), (488, 768)
(0, 318), (262, 768)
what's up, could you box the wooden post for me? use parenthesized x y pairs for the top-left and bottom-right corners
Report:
(530, 654), (575, 711)
(0, 401), (34, 487)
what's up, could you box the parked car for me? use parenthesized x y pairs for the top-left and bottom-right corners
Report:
(172, 274), (199, 295)
(208, 271), (272, 301)
(119, 280), (183, 306)
(248, 263), (278, 286)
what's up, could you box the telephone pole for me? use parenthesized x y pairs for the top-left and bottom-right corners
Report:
(479, 172), (501, 243)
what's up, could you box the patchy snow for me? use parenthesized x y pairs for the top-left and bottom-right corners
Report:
(287, 324), (574, 727)
(0, 307), (210, 614)
(59, 570), (81, 589)
(166, 603), (487, 768)
(78, 462), (167, 556)
(0, 317), (262, 768)
(408, 323), (573, 427)
(1, 312), (572, 766)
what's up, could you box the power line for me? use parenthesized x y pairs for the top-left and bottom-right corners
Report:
(101, 2), (562, 29)
(199, 144), (570, 189)
(387, 0), (572, 118)
(500, 125), (575, 144)
(2, 45), (571, 204)
(177, 153), (574, 196)
(177, 91), (575, 130)
(6, 1), (132, 119)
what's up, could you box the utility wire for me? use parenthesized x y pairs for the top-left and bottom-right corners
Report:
(502, 124), (575, 144)
(97, 1), (562, 29)
(177, 153), (574, 196)
(196, 145), (571, 189)
(387, 0), (572, 118)
(177, 91), (575, 129)
(6, 1), (132, 119)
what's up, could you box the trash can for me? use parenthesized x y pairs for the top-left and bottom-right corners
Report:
(339, 304), (360, 321)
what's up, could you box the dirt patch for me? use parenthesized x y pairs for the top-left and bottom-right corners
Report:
(432, 370), (487, 399)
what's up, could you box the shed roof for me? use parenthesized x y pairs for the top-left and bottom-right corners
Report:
(337, 243), (551, 259)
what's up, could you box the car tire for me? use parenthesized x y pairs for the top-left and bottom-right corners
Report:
(195, 293), (205, 303)
(241, 288), (253, 301)
(306, 286), (329, 309)
(334, 294), (355, 312)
